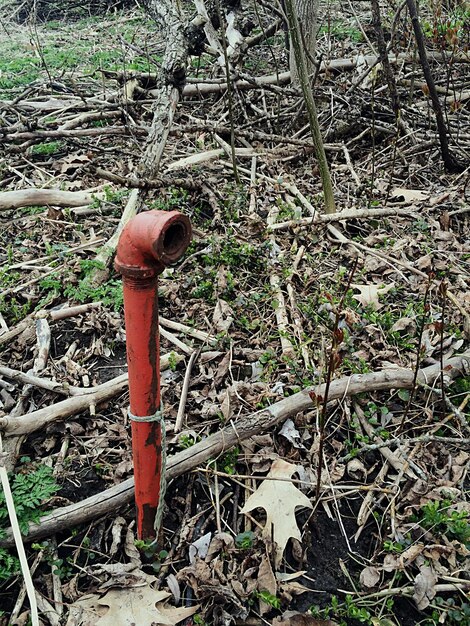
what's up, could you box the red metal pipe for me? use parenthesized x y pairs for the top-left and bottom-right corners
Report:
(115, 210), (191, 540)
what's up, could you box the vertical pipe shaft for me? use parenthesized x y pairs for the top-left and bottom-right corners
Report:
(123, 276), (162, 540)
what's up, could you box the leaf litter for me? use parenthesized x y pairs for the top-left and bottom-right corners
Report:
(0, 1), (469, 625)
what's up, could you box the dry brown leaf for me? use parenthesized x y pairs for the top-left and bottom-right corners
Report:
(423, 544), (455, 562)
(382, 553), (400, 573)
(413, 565), (437, 610)
(279, 581), (311, 603)
(219, 388), (232, 421)
(258, 554), (277, 615)
(276, 571), (307, 583)
(279, 418), (305, 449)
(72, 572), (198, 625)
(359, 565), (380, 588)
(416, 254), (433, 269)
(123, 525), (141, 567)
(212, 299), (234, 333)
(214, 351), (231, 387)
(57, 152), (91, 174)
(240, 459), (313, 568)
(389, 187), (429, 203)
(109, 517), (126, 557)
(390, 317), (415, 333)
(346, 459), (367, 481)
(205, 532), (234, 561)
(351, 283), (394, 310)
(400, 543), (424, 567)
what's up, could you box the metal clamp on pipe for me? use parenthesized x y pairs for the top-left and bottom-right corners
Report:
(115, 210), (191, 540)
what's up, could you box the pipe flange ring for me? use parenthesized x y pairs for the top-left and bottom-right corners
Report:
(128, 408), (163, 423)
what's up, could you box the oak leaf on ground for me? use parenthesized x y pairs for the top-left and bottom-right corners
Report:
(240, 459), (313, 568)
(71, 571), (198, 626)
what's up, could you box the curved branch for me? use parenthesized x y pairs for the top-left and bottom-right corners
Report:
(1, 353), (468, 547)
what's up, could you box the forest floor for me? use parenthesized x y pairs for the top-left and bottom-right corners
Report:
(0, 1), (469, 625)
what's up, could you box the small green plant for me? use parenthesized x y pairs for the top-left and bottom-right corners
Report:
(103, 187), (129, 204)
(276, 199), (301, 222)
(32, 540), (73, 578)
(0, 269), (21, 289)
(220, 447), (239, 475)
(310, 594), (375, 625)
(30, 141), (64, 156)
(343, 595), (373, 622)
(259, 349), (279, 379)
(257, 590), (281, 610)
(38, 260), (124, 311)
(149, 187), (189, 212)
(40, 275), (63, 293)
(0, 464), (59, 583)
(191, 277), (215, 302)
(414, 500), (470, 545)
(0, 464), (59, 536)
(319, 21), (364, 42)
(52, 557), (73, 579)
(68, 279), (123, 310)
(135, 540), (168, 572)
(235, 530), (255, 549)
(426, 596), (470, 625)
(168, 352), (179, 372)
(0, 294), (32, 325)
(341, 356), (372, 375)
(383, 540), (405, 553)
(0, 547), (20, 581)
(178, 433), (199, 449)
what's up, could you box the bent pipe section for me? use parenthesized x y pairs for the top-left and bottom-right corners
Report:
(115, 210), (191, 539)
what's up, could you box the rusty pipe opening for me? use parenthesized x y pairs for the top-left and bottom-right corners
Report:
(154, 219), (190, 266)
(115, 210), (191, 278)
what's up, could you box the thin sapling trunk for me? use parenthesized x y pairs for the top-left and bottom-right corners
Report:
(284, 0), (336, 214)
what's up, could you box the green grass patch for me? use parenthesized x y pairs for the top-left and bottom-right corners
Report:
(30, 141), (64, 156)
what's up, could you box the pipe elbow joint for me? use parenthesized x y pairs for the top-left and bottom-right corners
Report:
(115, 210), (192, 279)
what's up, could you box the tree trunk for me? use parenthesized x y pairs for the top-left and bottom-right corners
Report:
(289, 0), (319, 85)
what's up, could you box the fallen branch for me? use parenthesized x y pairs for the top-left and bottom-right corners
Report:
(106, 51), (470, 97)
(0, 189), (104, 211)
(269, 207), (416, 230)
(267, 204), (296, 358)
(0, 353), (180, 436)
(1, 353), (467, 546)
(3, 317), (52, 471)
(0, 376), (129, 436)
(0, 365), (83, 397)
(1, 126), (146, 145)
(173, 122), (339, 149)
(0, 302), (102, 347)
